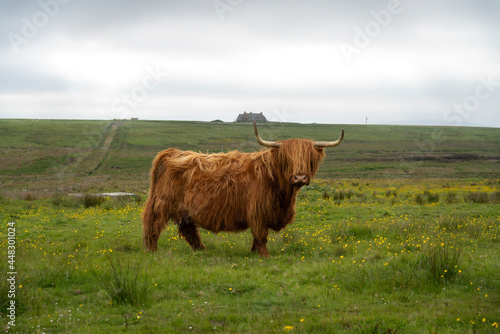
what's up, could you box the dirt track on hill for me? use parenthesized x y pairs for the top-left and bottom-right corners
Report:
(88, 123), (121, 175)
(102, 124), (119, 150)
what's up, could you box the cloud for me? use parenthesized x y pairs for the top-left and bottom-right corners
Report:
(1, 0), (499, 126)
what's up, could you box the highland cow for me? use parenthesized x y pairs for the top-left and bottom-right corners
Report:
(143, 122), (344, 257)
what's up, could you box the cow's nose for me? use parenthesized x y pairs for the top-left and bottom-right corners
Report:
(290, 174), (309, 186)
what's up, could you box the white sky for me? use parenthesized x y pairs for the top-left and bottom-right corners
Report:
(1, 0), (499, 127)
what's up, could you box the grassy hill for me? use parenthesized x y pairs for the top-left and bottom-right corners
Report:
(0, 119), (499, 194)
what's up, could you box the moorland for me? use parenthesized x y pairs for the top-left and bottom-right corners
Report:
(0, 119), (498, 333)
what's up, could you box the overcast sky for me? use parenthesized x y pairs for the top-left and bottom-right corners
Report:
(1, 0), (499, 127)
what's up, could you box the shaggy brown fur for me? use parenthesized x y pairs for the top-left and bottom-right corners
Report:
(143, 137), (328, 257)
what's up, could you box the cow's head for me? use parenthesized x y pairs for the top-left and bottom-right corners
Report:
(254, 122), (344, 188)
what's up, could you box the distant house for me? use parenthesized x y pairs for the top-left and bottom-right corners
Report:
(236, 112), (268, 122)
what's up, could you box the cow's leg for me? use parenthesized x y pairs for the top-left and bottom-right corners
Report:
(178, 218), (205, 250)
(251, 227), (270, 258)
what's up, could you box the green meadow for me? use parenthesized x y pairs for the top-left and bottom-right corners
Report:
(0, 119), (499, 333)
(1, 119), (499, 188)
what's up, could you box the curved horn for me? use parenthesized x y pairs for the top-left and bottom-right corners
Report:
(314, 128), (345, 148)
(254, 122), (282, 148)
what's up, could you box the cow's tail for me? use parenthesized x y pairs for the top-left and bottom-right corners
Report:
(142, 150), (172, 251)
(142, 194), (159, 251)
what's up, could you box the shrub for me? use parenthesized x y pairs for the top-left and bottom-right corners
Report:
(424, 190), (439, 204)
(385, 189), (397, 198)
(421, 243), (462, 285)
(332, 189), (354, 202)
(445, 191), (458, 204)
(83, 194), (105, 208)
(415, 193), (425, 205)
(333, 190), (345, 201)
(415, 191), (439, 205)
(465, 192), (489, 204)
(133, 194), (143, 204)
(51, 194), (63, 207)
(51, 195), (81, 208)
(23, 192), (37, 201)
(347, 190), (355, 199)
(490, 191), (500, 203)
(95, 256), (150, 306)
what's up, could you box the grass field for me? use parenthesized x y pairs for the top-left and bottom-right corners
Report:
(0, 179), (499, 333)
(0, 119), (499, 195)
(0, 119), (499, 332)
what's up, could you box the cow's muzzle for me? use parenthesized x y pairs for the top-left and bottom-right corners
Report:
(290, 174), (309, 187)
